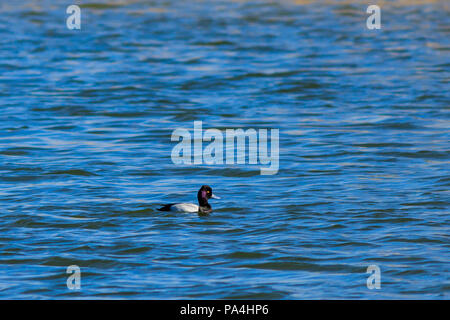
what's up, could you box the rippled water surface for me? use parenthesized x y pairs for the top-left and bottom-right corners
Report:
(0, 0), (449, 299)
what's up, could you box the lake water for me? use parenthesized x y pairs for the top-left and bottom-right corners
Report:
(0, 0), (449, 299)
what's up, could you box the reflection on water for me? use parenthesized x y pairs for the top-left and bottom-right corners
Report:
(0, 0), (449, 299)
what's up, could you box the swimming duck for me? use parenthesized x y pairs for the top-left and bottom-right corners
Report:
(157, 185), (220, 214)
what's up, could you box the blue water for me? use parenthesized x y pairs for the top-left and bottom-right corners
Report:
(0, 0), (449, 299)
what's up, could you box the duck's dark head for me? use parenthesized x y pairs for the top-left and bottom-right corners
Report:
(197, 185), (219, 206)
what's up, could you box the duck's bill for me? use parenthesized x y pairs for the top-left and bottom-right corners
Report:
(211, 194), (221, 199)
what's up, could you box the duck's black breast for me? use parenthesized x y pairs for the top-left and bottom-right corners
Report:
(198, 205), (212, 214)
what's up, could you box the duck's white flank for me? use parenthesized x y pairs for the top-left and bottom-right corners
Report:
(170, 203), (199, 213)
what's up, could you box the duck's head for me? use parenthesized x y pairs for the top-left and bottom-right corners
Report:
(197, 185), (220, 205)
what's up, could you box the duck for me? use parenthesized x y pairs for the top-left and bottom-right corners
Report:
(157, 185), (220, 214)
